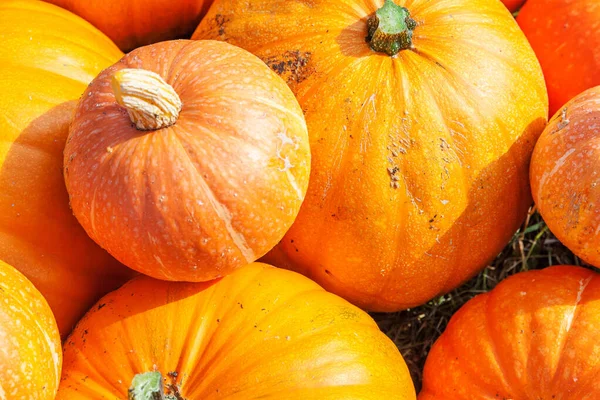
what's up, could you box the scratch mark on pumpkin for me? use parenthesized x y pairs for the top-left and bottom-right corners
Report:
(0, 379), (5, 400)
(564, 276), (592, 333)
(538, 148), (576, 195)
(198, 179), (255, 263)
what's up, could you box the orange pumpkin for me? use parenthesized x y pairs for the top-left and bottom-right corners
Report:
(530, 87), (600, 267)
(0, 259), (62, 399)
(43, 0), (214, 51)
(0, 0), (135, 338)
(517, 0), (600, 116)
(502, 0), (526, 12)
(420, 265), (600, 399)
(58, 263), (415, 399)
(193, 0), (548, 311)
(63, 40), (311, 282)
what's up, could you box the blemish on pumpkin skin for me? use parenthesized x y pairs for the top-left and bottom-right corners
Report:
(263, 51), (313, 89)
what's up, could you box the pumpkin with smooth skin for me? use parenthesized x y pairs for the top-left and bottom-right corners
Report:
(0, 259), (62, 400)
(530, 87), (600, 267)
(63, 40), (311, 282)
(57, 263), (415, 399)
(193, 0), (548, 311)
(44, 0), (214, 51)
(420, 265), (600, 399)
(517, 0), (600, 116)
(0, 0), (135, 338)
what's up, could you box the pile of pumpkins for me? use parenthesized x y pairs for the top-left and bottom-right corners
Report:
(1, 0), (599, 398)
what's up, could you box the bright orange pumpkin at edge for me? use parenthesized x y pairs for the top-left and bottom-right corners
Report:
(0, 0), (136, 338)
(420, 265), (600, 399)
(58, 263), (416, 399)
(0, 259), (62, 400)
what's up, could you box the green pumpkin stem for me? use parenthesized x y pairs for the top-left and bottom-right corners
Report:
(129, 372), (164, 400)
(366, 0), (417, 56)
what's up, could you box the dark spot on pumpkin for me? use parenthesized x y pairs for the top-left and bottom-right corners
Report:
(167, 371), (178, 378)
(97, 303), (106, 310)
(263, 51), (313, 89)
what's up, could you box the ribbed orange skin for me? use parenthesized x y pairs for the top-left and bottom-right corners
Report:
(0, 260), (62, 399)
(64, 40), (311, 282)
(517, 0), (600, 116)
(0, 0), (135, 338)
(420, 266), (600, 399)
(502, 0), (526, 12)
(530, 87), (600, 267)
(193, 0), (548, 311)
(44, 0), (214, 51)
(58, 263), (415, 399)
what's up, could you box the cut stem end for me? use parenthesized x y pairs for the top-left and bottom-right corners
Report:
(366, 0), (417, 56)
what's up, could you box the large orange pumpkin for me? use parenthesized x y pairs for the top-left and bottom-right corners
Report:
(530, 87), (600, 267)
(0, 259), (62, 399)
(517, 0), (600, 116)
(63, 40), (311, 282)
(58, 263), (415, 399)
(420, 265), (600, 399)
(193, 0), (548, 311)
(0, 0), (135, 338)
(43, 0), (214, 51)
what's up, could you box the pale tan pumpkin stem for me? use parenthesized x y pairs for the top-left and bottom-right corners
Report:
(111, 68), (182, 131)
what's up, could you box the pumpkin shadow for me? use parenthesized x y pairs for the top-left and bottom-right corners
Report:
(0, 100), (136, 338)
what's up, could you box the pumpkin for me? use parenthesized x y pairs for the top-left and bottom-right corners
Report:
(63, 40), (311, 282)
(530, 87), (600, 267)
(517, 0), (600, 116)
(43, 0), (214, 51)
(0, 0), (136, 338)
(502, 0), (526, 12)
(193, 0), (548, 311)
(57, 263), (415, 399)
(420, 265), (600, 399)
(0, 259), (62, 399)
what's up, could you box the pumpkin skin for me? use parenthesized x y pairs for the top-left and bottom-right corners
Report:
(502, 0), (526, 12)
(57, 263), (415, 399)
(193, 0), (548, 311)
(420, 265), (600, 399)
(530, 87), (600, 267)
(0, 259), (62, 399)
(0, 0), (135, 338)
(63, 40), (311, 282)
(43, 0), (214, 51)
(517, 0), (600, 116)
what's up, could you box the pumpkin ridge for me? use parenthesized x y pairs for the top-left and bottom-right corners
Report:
(547, 274), (594, 390)
(173, 133), (256, 263)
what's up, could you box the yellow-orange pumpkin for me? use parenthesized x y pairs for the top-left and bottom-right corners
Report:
(531, 86), (600, 267)
(64, 40), (311, 282)
(0, 259), (62, 399)
(193, 0), (548, 311)
(58, 263), (415, 399)
(420, 266), (600, 399)
(44, 0), (214, 51)
(0, 0), (135, 338)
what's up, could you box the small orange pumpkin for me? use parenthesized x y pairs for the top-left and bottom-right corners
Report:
(420, 265), (600, 399)
(530, 86), (600, 267)
(64, 40), (311, 282)
(0, 0), (135, 338)
(43, 0), (214, 51)
(193, 0), (548, 311)
(0, 260), (62, 399)
(58, 263), (415, 399)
